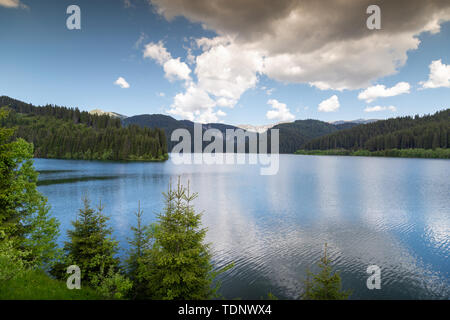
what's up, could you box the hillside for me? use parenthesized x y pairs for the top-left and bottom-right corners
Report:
(301, 109), (450, 152)
(1, 96), (386, 157)
(124, 114), (240, 152)
(0, 96), (168, 161)
(0, 269), (102, 300)
(124, 114), (358, 153)
(272, 120), (358, 153)
(89, 108), (127, 119)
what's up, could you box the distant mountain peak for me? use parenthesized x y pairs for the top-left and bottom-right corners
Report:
(89, 109), (127, 119)
(237, 121), (291, 133)
(330, 119), (379, 125)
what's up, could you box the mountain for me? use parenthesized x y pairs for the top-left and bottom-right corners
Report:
(303, 109), (450, 151)
(5, 95), (405, 156)
(124, 114), (355, 153)
(237, 121), (289, 133)
(272, 120), (343, 153)
(89, 109), (127, 119)
(330, 119), (379, 125)
(123, 114), (240, 151)
(0, 96), (168, 161)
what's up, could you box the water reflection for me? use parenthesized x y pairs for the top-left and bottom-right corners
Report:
(34, 156), (450, 299)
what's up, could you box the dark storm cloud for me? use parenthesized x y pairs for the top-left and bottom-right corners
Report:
(147, 0), (450, 90)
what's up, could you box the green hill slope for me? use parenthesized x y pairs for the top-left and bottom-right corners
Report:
(299, 109), (449, 156)
(0, 96), (168, 161)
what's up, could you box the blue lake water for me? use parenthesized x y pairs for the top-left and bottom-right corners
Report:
(34, 155), (450, 299)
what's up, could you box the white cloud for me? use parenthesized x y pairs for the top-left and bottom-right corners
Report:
(318, 95), (340, 112)
(168, 88), (227, 123)
(266, 99), (295, 121)
(364, 105), (397, 112)
(114, 77), (130, 89)
(150, 0), (450, 91)
(262, 35), (419, 91)
(420, 59), (450, 89)
(163, 58), (191, 81)
(196, 109), (226, 123)
(216, 110), (227, 117)
(358, 82), (411, 103)
(194, 38), (263, 106)
(167, 84), (216, 122)
(143, 41), (192, 82)
(0, 0), (27, 9)
(144, 1), (450, 122)
(143, 41), (171, 64)
(158, 92), (165, 97)
(147, 38), (264, 122)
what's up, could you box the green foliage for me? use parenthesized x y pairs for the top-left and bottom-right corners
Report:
(301, 244), (351, 300)
(125, 201), (151, 299)
(302, 109), (450, 152)
(0, 110), (41, 240)
(0, 268), (102, 300)
(60, 198), (120, 285)
(90, 266), (132, 300)
(124, 114), (354, 154)
(22, 198), (61, 271)
(124, 114), (235, 153)
(137, 179), (217, 300)
(0, 96), (168, 161)
(0, 108), (59, 271)
(0, 231), (29, 282)
(271, 119), (344, 153)
(295, 148), (450, 159)
(265, 292), (279, 300)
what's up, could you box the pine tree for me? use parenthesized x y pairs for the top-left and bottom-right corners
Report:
(63, 198), (119, 284)
(0, 107), (59, 271)
(301, 243), (351, 300)
(126, 201), (150, 299)
(139, 179), (216, 300)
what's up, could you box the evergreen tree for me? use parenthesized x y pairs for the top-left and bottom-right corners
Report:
(0, 230), (28, 282)
(138, 179), (216, 300)
(90, 265), (132, 300)
(126, 201), (150, 299)
(0, 107), (59, 271)
(0, 97), (168, 161)
(301, 243), (351, 300)
(62, 198), (119, 284)
(303, 109), (449, 152)
(22, 198), (61, 270)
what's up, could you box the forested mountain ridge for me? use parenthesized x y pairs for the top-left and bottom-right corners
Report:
(271, 120), (360, 153)
(0, 96), (168, 161)
(124, 114), (240, 151)
(302, 109), (450, 151)
(124, 114), (360, 153)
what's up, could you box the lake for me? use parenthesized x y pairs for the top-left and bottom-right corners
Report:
(34, 154), (450, 299)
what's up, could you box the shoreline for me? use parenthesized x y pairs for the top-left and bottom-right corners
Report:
(294, 148), (450, 159)
(33, 153), (169, 163)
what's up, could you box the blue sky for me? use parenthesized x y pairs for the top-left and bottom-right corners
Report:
(1, 0), (450, 125)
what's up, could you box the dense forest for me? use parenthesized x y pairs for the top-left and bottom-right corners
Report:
(125, 114), (358, 154)
(124, 114), (239, 152)
(301, 109), (450, 152)
(0, 96), (168, 161)
(270, 120), (358, 153)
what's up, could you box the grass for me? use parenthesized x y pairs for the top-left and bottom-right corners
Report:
(294, 148), (450, 159)
(0, 269), (102, 300)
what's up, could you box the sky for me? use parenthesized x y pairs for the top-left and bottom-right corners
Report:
(1, 0), (450, 126)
